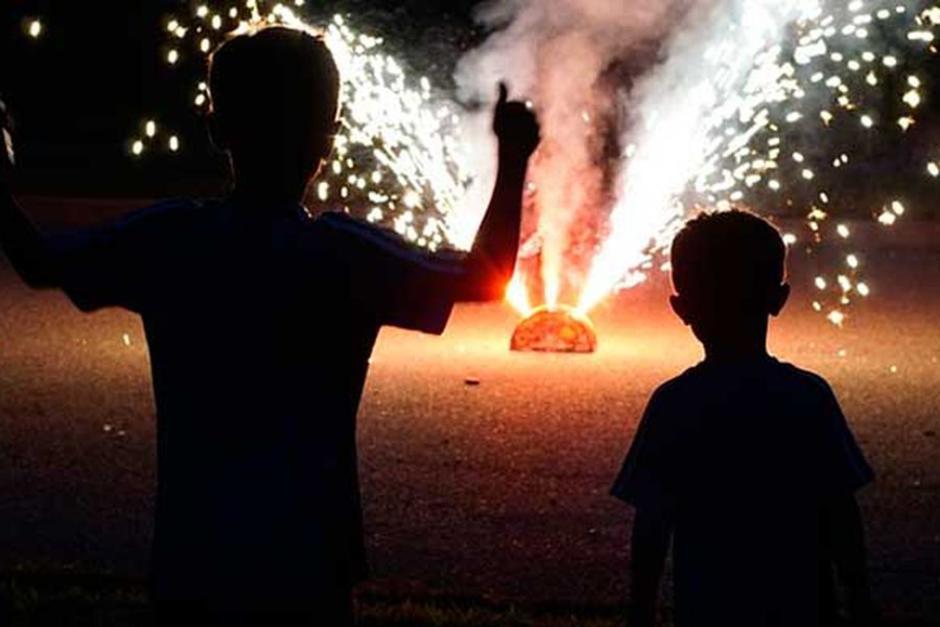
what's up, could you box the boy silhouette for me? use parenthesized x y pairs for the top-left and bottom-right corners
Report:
(612, 211), (875, 627)
(0, 27), (539, 625)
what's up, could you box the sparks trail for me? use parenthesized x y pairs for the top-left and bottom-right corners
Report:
(137, 1), (474, 253)
(39, 0), (932, 326)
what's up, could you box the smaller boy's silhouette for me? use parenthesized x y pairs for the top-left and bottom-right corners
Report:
(612, 211), (875, 627)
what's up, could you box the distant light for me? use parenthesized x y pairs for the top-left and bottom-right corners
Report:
(168, 136), (180, 152)
(27, 19), (43, 39)
(145, 120), (157, 138)
(167, 49), (180, 64)
(131, 140), (144, 156)
(827, 310), (846, 327)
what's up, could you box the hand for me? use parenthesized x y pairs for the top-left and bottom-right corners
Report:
(493, 82), (541, 162)
(0, 97), (14, 171)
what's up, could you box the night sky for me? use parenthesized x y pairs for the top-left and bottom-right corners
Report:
(5, 2), (940, 217)
(2, 2), (485, 195)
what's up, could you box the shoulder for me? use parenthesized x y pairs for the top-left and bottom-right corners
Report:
(311, 211), (464, 269)
(115, 198), (215, 232)
(648, 365), (708, 408)
(771, 360), (836, 401)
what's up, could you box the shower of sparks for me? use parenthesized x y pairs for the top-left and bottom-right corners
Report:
(22, 0), (932, 326)
(142, 1), (473, 252)
(577, 0), (939, 325)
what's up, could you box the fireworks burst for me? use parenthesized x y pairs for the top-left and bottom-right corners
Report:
(136, 1), (474, 252)
(577, 0), (939, 323)
(121, 0), (940, 326)
(19, 1), (937, 327)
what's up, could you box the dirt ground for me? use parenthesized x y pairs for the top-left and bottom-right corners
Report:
(0, 199), (938, 623)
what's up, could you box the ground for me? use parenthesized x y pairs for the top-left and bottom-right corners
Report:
(0, 199), (938, 625)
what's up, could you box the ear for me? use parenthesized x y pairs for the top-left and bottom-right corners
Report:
(769, 283), (790, 317)
(320, 119), (341, 155)
(207, 112), (229, 151)
(670, 294), (693, 326)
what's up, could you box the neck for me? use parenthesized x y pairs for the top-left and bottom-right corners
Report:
(704, 341), (770, 364)
(231, 180), (307, 206)
(702, 319), (771, 363)
(230, 161), (309, 206)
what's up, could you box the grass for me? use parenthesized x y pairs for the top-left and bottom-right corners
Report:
(0, 571), (644, 627)
(4, 572), (937, 627)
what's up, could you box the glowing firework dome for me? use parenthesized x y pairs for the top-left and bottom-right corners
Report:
(19, 0), (940, 329)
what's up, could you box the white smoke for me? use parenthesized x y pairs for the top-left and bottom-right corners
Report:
(453, 0), (822, 310)
(454, 0), (690, 306)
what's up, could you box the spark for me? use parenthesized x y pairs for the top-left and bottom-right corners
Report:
(27, 19), (43, 38)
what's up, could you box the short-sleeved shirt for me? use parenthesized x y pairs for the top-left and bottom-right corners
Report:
(49, 197), (462, 607)
(612, 356), (873, 627)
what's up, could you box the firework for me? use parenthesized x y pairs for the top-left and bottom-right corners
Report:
(20, 1), (934, 328)
(577, 0), (938, 324)
(136, 1), (474, 253)
(139, 0), (939, 327)
(510, 305), (598, 353)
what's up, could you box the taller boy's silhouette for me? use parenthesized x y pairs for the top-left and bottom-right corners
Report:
(0, 26), (540, 625)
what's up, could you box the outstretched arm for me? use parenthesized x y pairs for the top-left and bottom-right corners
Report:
(453, 84), (540, 302)
(0, 99), (59, 288)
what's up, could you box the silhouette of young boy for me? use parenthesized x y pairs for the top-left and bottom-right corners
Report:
(612, 211), (875, 627)
(0, 27), (539, 625)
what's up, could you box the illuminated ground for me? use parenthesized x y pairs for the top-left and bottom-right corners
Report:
(0, 201), (938, 622)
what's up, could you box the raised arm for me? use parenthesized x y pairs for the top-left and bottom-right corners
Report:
(455, 83), (540, 302)
(0, 98), (60, 289)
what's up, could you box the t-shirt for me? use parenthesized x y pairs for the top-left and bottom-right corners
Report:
(50, 197), (462, 607)
(612, 356), (873, 627)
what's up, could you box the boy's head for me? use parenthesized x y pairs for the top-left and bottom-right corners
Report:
(669, 210), (790, 348)
(208, 26), (340, 195)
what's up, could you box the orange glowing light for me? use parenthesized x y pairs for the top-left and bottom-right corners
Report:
(506, 273), (533, 316)
(510, 305), (597, 354)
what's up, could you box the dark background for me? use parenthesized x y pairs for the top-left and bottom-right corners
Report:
(4, 1), (940, 218)
(1, 1), (485, 196)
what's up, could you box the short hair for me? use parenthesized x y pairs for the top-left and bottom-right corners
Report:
(209, 26), (340, 142)
(671, 210), (787, 304)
